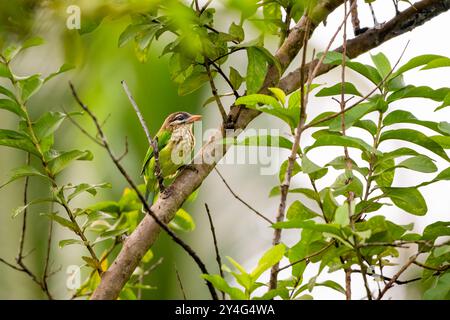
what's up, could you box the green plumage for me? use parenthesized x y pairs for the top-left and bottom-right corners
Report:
(141, 112), (199, 205)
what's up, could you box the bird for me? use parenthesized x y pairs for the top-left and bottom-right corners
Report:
(141, 111), (202, 205)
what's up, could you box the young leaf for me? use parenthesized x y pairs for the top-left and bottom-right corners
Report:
(17, 74), (43, 101)
(0, 85), (17, 101)
(286, 201), (319, 221)
(59, 239), (84, 248)
(68, 183), (112, 202)
(246, 46), (267, 94)
(387, 85), (450, 103)
(48, 150), (93, 175)
(0, 129), (39, 155)
(168, 208), (196, 232)
(0, 99), (25, 118)
(251, 244), (286, 280)
(423, 273), (450, 300)
(201, 274), (246, 300)
(0, 165), (49, 189)
(45, 64), (75, 83)
(41, 213), (77, 231)
(334, 203), (351, 226)
(371, 52), (392, 79)
(380, 129), (450, 161)
(383, 110), (448, 135)
(316, 82), (362, 97)
(268, 87), (286, 105)
(306, 134), (377, 154)
(178, 69), (209, 96)
(229, 67), (244, 89)
(398, 155), (437, 173)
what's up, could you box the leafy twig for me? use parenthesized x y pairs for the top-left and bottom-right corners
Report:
(204, 203), (225, 299)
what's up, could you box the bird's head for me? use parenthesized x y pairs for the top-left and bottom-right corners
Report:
(162, 111), (202, 131)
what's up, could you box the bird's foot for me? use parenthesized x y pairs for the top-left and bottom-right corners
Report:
(161, 187), (174, 200)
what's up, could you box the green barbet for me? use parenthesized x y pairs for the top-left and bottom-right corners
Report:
(141, 111), (202, 204)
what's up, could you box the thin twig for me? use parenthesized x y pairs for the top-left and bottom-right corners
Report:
(69, 82), (218, 300)
(62, 106), (103, 146)
(351, 269), (422, 285)
(205, 63), (228, 123)
(175, 266), (187, 300)
(214, 168), (273, 224)
(269, 17), (312, 292)
(204, 203), (225, 299)
(277, 241), (335, 273)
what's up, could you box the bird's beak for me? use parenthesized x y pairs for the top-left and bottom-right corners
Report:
(186, 114), (202, 123)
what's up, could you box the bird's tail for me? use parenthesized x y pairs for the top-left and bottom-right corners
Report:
(144, 182), (155, 211)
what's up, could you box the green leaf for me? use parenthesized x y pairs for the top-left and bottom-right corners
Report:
(229, 22), (245, 42)
(320, 51), (382, 84)
(287, 201), (319, 221)
(380, 129), (450, 161)
(48, 150), (93, 175)
(169, 208), (196, 232)
(0, 63), (12, 78)
(201, 274), (246, 300)
(87, 201), (121, 213)
(229, 67), (244, 89)
(41, 213), (77, 231)
(371, 52), (391, 79)
(178, 69), (209, 96)
(278, 159), (301, 183)
(235, 94), (297, 128)
(251, 244), (286, 280)
(17, 74), (43, 101)
(315, 280), (346, 295)
(0, 85), (18, 101)
(316, 82), (362, 97)
(118, 24), (149, 48)
(322, 188), (338, 222)
(329, 102), (376, 132)
(302, 155), (327, 180)
(423, 273), (450, 300)
(59, 239), (84, 248)
(68, 183), (112, 202)
(246, 46), (268, 94)
(334, 203), (351, 226)
(269, 187), (319, 202)
(0, 165), (49, 189)
(0, 99), (25, 118)
(398, 156), (437, 173)
(387, 85), (450, 103)
(421, 57), (450, 70)
(383, 110), (448, 135)
(392, 54), (447, 77)
(306, 134), (377, 154)
(0, 129), (39, 155)
(12, 198), (54, 218)
(227, 134), (294, 151)
(422, 221), (450, 241)
(268, 87), (286, 105)
(274, 219), (342, 236)
(382, 187), (427, 216)
(33, 111), (67, 140)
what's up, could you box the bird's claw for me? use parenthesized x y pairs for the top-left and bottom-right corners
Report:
(161, 187), (173, 199)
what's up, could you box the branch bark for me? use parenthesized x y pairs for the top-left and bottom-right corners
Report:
(91, 0), (450, 300)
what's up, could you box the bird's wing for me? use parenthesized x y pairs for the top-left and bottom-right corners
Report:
(140, 130), (171, 176)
